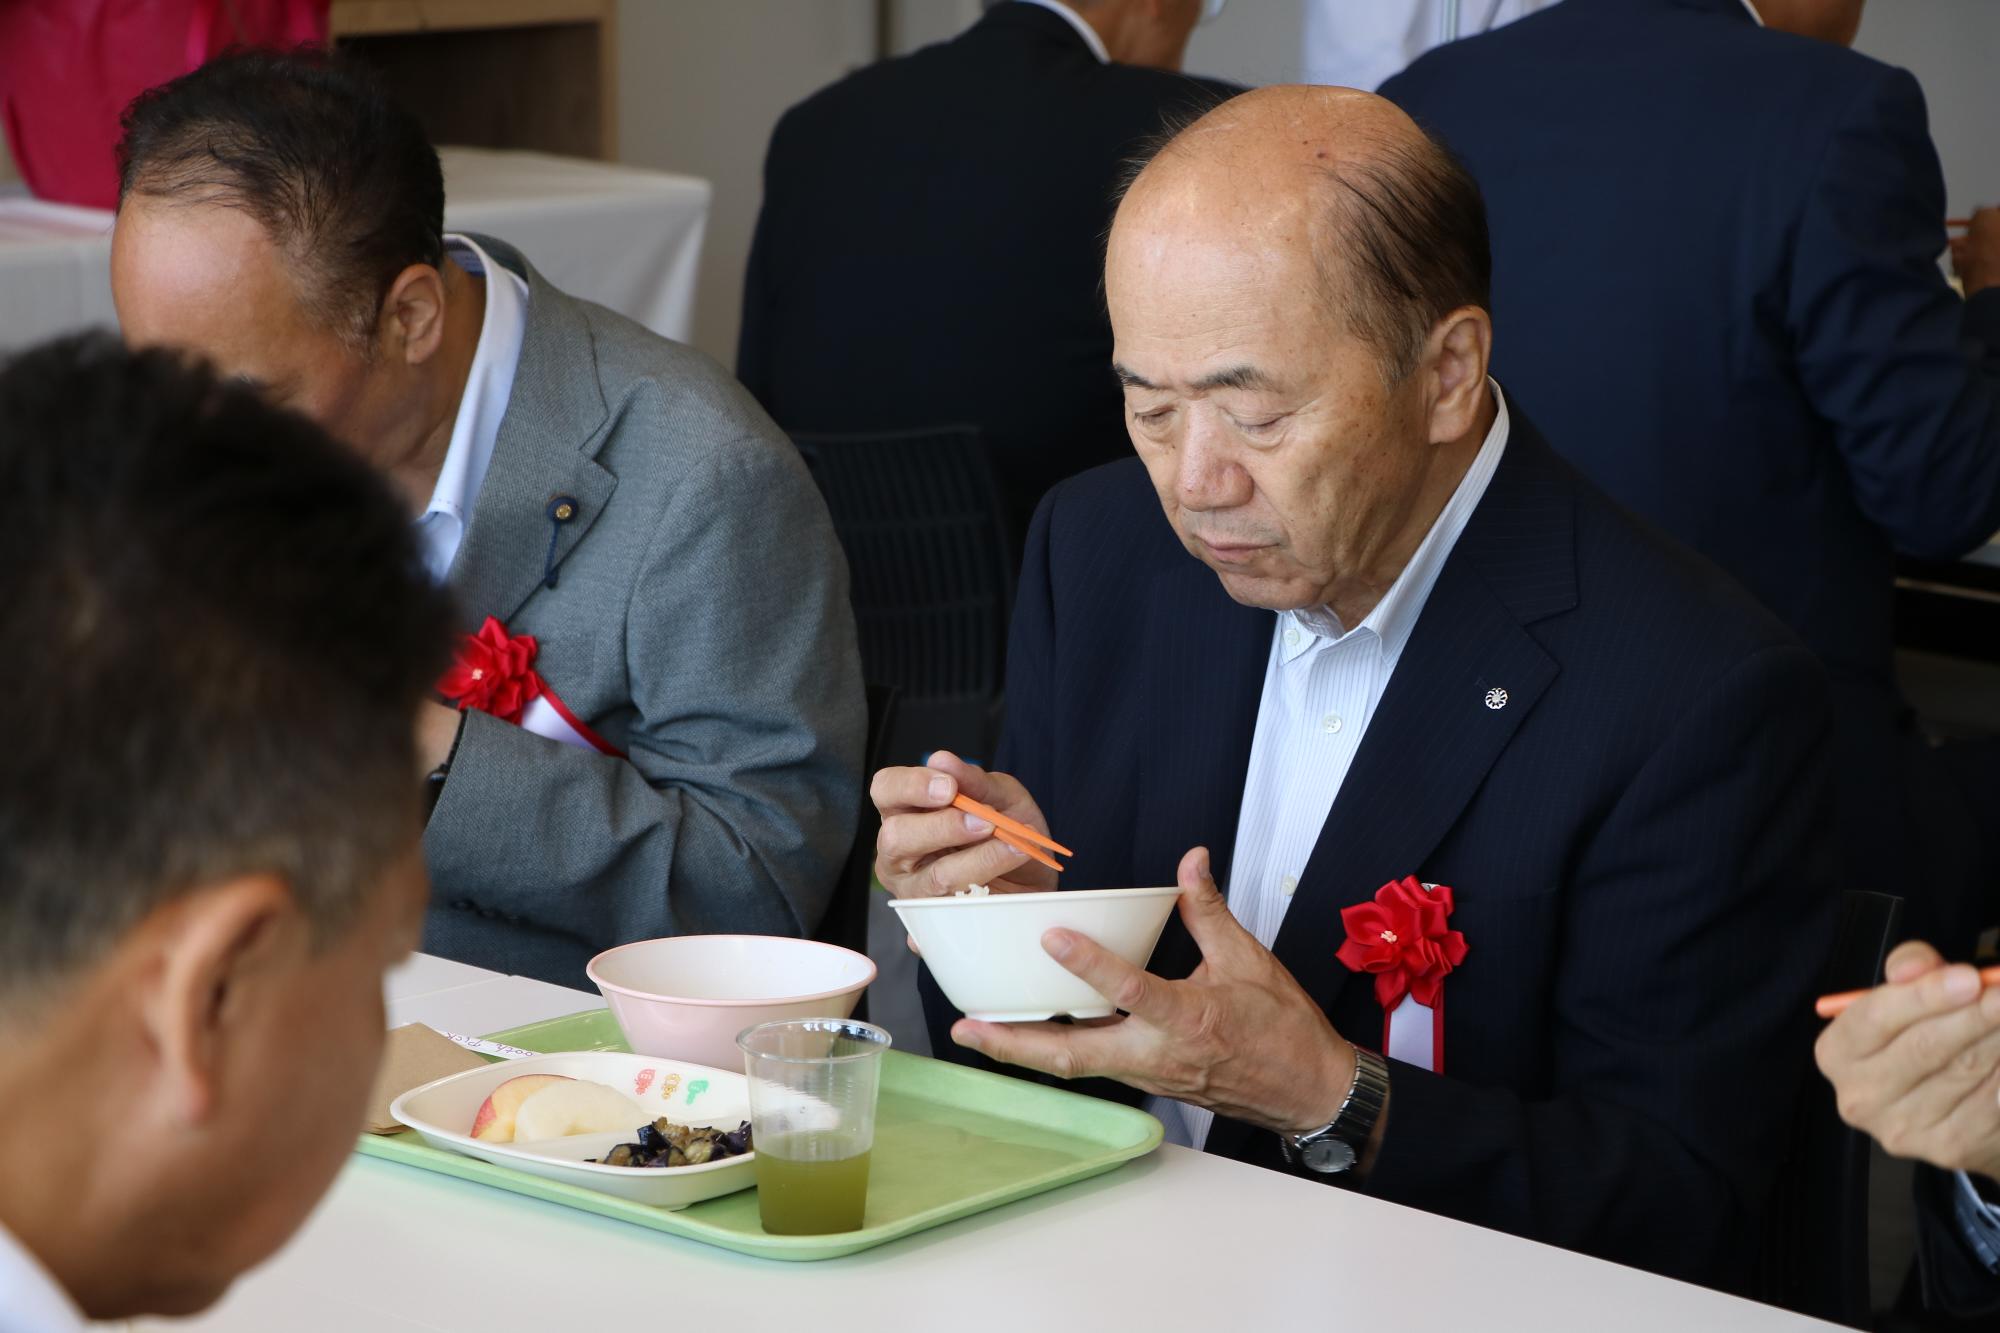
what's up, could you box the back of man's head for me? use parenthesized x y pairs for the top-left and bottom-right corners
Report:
(115, 47), (444, 347)
(1754, 0), (1865, 47)
(0, 334), (453, 1320)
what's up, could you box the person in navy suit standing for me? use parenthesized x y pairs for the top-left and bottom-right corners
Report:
(1380, 0), (2000, 948)
(871, 86), (1836, 1296)
(738, 0), (1237, 546)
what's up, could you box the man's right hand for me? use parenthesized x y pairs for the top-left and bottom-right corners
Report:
(1815, 940), (2000, 1182)
(870, 751), (1058, 899)
(1950, 207), (2000, 296)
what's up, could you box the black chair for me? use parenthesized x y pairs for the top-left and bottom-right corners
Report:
(813, 684), (899, 1022)
(1756, 888), (1904, 1327)
(792, 427), (1014, 767)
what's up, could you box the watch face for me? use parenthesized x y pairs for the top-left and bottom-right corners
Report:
(1302, 1136), (1356, 1173)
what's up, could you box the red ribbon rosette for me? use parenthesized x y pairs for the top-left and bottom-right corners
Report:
(1336, 875), (1468, 1013)
(437, 616), (543, 724)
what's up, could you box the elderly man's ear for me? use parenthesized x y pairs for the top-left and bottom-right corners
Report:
(379, 262), (450, 367)
(1424, 305), (1494, 445)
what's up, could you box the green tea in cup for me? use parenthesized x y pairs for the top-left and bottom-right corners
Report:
(738, 1018), (891, 1235)
(753, 1135), (873, 1234)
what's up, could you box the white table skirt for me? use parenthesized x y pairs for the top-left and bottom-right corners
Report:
(0, 147), (709, 351)
(118, 955), (1840, 1333)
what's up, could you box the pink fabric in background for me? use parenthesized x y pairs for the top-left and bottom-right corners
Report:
(0, 0), (330, 209)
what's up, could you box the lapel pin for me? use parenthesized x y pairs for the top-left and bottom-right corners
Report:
(1484, 687), (1509, 710)
(542, 494), (580, 591)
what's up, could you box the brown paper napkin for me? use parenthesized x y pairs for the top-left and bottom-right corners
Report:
(362, 1023), (492, 1134)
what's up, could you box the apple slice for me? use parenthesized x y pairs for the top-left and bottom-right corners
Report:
(512, 1080), (648, 1143)
(469, 1074), (574, 1142)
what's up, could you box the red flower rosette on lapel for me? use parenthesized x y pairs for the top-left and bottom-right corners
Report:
(1337, 875), (1468, 1071)
(438, 616), (543, 724)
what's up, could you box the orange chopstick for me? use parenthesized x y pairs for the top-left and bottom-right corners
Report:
(1815, 965), (2000, 1019)
(993, 828), (1065, 873)
(951, 793), (1073, 866)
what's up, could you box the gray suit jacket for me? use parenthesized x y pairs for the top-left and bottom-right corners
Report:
(422, 235), (864, 988)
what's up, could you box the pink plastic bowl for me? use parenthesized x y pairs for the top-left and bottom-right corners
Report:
(586, 935), (877, 1070)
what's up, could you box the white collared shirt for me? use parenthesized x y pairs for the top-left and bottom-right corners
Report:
(0, 1219), (85, 1333)
(414, 234), (531, 585)
(1013, 0), (1110, 63)
(1149, 383), (1512, 1151)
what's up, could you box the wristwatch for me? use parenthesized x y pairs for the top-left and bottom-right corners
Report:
(1278, 1046), (1390, 1174)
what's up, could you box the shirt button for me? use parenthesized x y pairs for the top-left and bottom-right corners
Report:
(1281, 875), (1298, 897)
(1285, 627), (1301, 648)
(1322, 713), (1342, 734)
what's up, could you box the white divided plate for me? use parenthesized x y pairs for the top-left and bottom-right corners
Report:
(389, 1051), (755, 1210)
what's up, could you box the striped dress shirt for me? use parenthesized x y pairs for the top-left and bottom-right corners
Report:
(1151, 384), (1511, 1150)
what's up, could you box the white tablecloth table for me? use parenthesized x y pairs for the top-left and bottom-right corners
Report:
(0, 148), (708, 350)
(123, 955), (1839, 1333)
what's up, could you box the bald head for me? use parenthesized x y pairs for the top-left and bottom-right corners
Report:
(1115, 86), (1489, 382)
(1104, 86), (1499, 623)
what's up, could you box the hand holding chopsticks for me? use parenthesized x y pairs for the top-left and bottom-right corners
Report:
(1812, 941), (2000, 1184)
(870, 751), (1064, 898)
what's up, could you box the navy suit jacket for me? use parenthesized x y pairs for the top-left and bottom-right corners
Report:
(927, 416), (1838, 1292)
(1381, 0), (2000, 924)
(738, 2), (1236, 543)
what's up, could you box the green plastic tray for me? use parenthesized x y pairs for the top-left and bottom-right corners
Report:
(355, 1007), (1162, 1261)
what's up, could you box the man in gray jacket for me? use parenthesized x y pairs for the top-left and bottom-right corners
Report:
(107, 50), (864, 988)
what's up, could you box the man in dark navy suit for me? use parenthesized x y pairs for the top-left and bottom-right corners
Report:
(1380, 0), (2000, 948)
(738, 0), (1237, 544)
(871, 86), (1836, 1295)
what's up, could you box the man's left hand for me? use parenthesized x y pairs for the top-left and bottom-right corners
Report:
(952, 846), (1358, 1136)
(417, 698), (464, 775)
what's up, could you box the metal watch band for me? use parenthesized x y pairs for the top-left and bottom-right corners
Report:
(1280, 1046), (1391, 1174)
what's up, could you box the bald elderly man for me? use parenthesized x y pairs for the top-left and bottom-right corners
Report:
(872, 87), (1837, 1294)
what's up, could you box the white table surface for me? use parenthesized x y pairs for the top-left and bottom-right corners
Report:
(118, 955), (1838, 1333)
(0, 147), (709, 351)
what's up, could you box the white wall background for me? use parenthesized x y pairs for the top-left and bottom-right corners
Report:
(1853, 1), (2000, 216)
(613, 0), (2000, 367)
(615, 0), (878, 365)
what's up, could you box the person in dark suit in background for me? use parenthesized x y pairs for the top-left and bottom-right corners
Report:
(738, 0), (1237, 546)
(1380, 0), (2000, 949)
(871, 86), (1836, 1296)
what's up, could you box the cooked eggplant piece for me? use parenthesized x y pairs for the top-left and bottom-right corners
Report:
(595, 1116), (754, 1168)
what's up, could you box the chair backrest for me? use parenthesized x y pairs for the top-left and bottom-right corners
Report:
(1757, 888), (1903, 1327)
(812, 683), (900, 1023)
(793, 427), (1014, 764)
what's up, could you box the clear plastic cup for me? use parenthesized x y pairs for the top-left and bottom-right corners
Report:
(737, 1017), (892, 1235)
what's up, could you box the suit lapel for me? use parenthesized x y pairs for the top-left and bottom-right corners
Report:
(1198, 417), (1580, 1161)
(1269, 566), (1558, 999)
(447, 235), (618, 634)
(1134, 556), (1271, 982)
(1271, 422), (1577, 1008)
